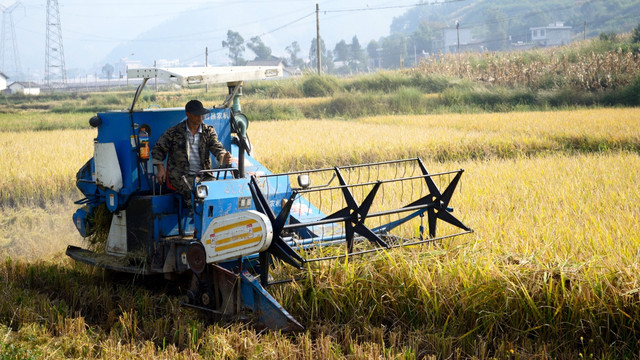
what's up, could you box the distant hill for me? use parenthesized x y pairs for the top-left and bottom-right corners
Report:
(99, 0), (640, 74)
(390, 0), (640, 47)
(102, 2), (407, 72)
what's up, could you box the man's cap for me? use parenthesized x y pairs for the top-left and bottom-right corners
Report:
(185, 100), (210, 116)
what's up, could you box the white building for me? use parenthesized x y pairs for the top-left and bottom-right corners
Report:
(530, 22), (573, 47)
(0, 72), (8, 91)
(8, 81), (41, 95)
(246, 59), (300, 78)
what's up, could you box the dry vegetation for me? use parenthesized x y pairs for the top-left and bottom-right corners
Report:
(412, 38), (640, 91)
(1, 102), (640, 358)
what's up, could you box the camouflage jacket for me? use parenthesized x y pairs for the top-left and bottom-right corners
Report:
(151, 120), (227, 189)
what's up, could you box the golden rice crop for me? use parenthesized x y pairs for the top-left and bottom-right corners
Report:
(1, 107), (638, 207)
(457, 152), (640, 268)
(0, 129), (95, 207)
(247, 94), (439, 109)
(252, 107), (640, 171)
(1, 106), (640, 358)
(249, 96), (330, 107)
(5, 151), (636, 357)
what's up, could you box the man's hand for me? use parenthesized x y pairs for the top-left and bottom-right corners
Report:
(155, 164), (166, 185)
(222, 151), (233, 166)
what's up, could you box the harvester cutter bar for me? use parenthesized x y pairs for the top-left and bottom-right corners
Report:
(303, 230), (473, 263)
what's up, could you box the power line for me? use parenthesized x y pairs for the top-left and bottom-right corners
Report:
(257, 11), (315, 38)
(62, 4), (315, 43)
(323, 0), (465, 13)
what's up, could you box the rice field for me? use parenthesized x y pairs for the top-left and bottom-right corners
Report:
(1, 106), (640, 358)
(2, 107), (638, 208)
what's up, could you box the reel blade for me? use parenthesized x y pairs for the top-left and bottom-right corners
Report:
(440, 170), (463, 208)
(428, 208), (438, 238)
(437, 209), (471, 232)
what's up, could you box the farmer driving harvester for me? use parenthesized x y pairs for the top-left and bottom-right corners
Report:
(152, 99), (233, 208)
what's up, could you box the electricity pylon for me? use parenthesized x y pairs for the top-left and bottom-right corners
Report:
(45, 0), (67, 88)
(0, 1), (22, 80)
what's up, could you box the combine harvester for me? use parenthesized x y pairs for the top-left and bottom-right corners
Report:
(67, 66), (472, 331)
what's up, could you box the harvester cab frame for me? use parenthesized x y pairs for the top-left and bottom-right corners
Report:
(66, 66), (472, 332)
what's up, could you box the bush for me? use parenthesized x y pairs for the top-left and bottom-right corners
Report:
(244, 79), (304, 98)
(440, 85), (537, 111)
(600, 75), (640, 106)
(344, 72), (398, 92)
(409, 73), (453, 93)
(539, 88), (598, 107)
(244, 102), (303, 121)
(599, 32), (618, 42)
(388, 87), (426, 113)
(633, 23), (640, 43)
(321, 92), (384, 117)
(301, 75), (339, 97)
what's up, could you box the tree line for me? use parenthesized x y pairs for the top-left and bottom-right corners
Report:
(222, 30), (381, 74)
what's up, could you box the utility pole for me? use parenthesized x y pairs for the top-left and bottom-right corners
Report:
(316, 3), (321, 75)
(205, 47), (209, 93)
(154, 60), (158, 91)
(456, 21), (460, 52)
(45, 0), (67, 89)
(583, 21), (586, 40)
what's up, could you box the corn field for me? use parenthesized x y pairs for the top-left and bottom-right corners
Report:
(412, 40), (640, 91)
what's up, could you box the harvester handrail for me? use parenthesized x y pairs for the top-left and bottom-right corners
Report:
(199, 167), (239, 173)
(198, 167), (240, 180)
(258, 157), (422, 178)
(292, 169), (463, 195)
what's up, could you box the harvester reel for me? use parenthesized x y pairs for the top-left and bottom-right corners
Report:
(324, 174), (389, 252)
(245, 158), (473, 287)
(411, 163), (470, 238)
(248, 176), (305, 286)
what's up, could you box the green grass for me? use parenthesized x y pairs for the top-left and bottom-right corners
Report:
(2, 69), (640, 131)
(0, 112), (93, 132)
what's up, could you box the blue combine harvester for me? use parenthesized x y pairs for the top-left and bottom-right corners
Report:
(66, 66), (472, 331)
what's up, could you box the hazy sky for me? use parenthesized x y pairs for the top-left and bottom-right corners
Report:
(0, 0), (412, 80)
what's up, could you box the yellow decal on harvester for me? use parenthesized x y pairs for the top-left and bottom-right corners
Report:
(215, 225), (263, 246)
(212, 219), (256, 235)
(215, 235), (262, 252)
